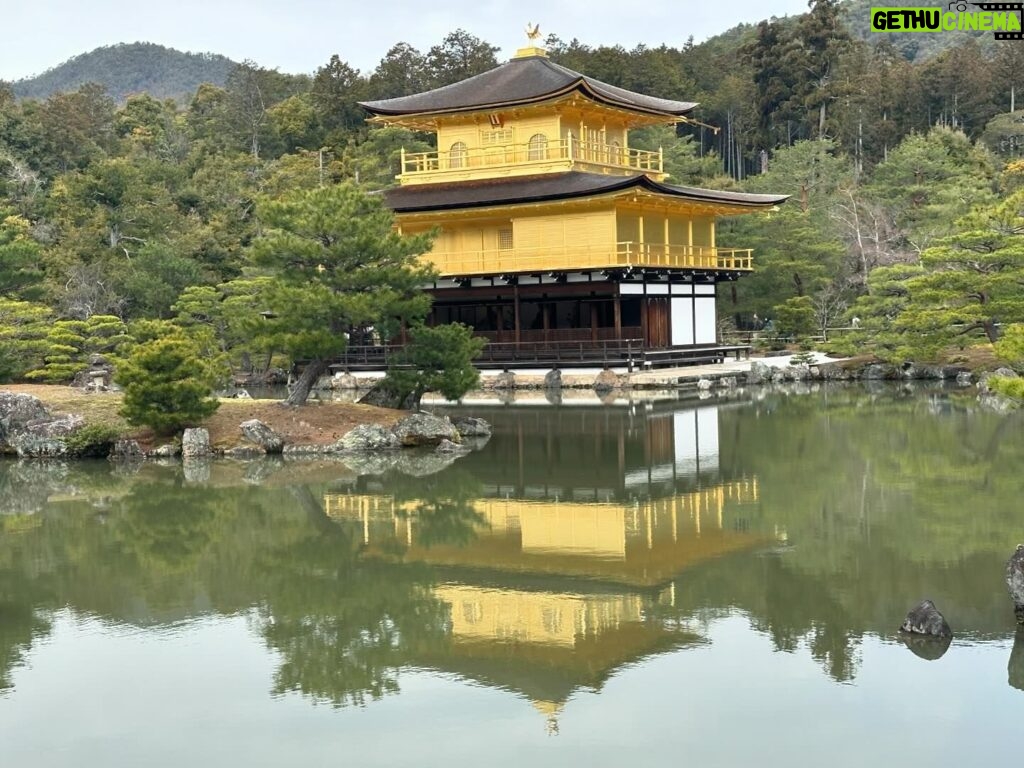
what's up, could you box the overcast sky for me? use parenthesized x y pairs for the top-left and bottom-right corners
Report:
(1, 0), (813, 81)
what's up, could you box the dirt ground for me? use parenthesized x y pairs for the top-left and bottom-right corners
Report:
(2, 384), (401, 448)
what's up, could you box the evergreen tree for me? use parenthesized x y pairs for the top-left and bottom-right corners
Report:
(248, 183), (435, 405)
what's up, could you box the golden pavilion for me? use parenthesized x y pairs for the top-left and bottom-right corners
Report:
(359, 35), (787, 367)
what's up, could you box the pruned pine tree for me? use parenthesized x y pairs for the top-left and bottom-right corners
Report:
(249, 183), (435, 406)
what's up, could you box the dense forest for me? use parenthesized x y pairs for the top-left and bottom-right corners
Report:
(2, 0), (1024, 391)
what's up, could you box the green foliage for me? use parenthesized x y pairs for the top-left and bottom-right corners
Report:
(995, 322), (1024, 367)
(115, 329), (226, 434)
(866, 127), (996, 253)
(248, 183), (435, 396)
(25, 314), (129, 383)
(775, 296), (815, 338)
(382, 323), (484, 407)
(891, 190), (1024, 360)
(63, 424), (122, 457)
(0, 214), (45, 300)
(988, 375), (1024, 400)
(0, 299), (50, 381)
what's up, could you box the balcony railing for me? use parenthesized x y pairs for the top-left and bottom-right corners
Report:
(423, 242), (753, 276)
(401, 139), (662, 178)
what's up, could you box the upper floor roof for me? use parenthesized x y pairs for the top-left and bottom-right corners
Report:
(359, 54), (697, 121)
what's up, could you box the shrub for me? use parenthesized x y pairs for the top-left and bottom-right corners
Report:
(64, 424), (122, 457)
(115, 333), (225, 435)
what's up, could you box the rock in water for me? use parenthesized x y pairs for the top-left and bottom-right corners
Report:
(240, 419), (285, 453)
(181, 428), (212, 459)
(391, 412), (459, 447)
(544, 369), (562, 390)
(1008, 545), (1024, 624)
(593, 369), (619, 394)
(451, 416), (491, 438)
(338, 424), (400, 452)
(899, 599), (953, 638)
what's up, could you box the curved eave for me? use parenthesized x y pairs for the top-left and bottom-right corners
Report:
(383, 173), (789, 215)
(362, 82), (696, 120)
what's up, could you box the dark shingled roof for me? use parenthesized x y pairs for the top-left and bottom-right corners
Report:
(360, 55), (697, 118)
(382, 172), (789, 213)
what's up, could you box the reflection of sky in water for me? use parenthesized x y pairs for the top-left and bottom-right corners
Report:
(0, 611), (1019, 767)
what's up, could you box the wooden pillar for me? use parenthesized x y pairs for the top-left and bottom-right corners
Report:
(542, 301), (550, 343)
(513, 283), (521, 345)
(590, 301), (598, 342)
(638, 214), (645, 260)
(613, 296), (622, 339)
(663, 216), (671, 265)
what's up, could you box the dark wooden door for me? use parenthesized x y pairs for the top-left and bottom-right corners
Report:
(645, 298), (670, 348)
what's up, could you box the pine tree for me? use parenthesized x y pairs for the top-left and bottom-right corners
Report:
(248, 183), (435, 405)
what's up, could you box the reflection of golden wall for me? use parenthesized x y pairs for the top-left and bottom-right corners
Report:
(323, 479), (760, 573)
(436, 584), (644, 647)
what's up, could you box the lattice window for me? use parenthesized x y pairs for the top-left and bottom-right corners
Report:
(481, 129), (513, 146)
(527, 133), (548, 161)
(449, 141), (468, 169)
(498, 228), (514, 250)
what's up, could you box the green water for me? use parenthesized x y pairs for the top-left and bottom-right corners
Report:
(0, 385), (1021, 766)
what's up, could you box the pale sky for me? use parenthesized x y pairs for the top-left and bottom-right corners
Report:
(0, 0), (813, 82)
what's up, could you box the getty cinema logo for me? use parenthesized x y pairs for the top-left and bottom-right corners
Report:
(871, 3), (1024, 38)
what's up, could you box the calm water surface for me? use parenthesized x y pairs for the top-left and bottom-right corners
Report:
(0, 385), (1021, 766)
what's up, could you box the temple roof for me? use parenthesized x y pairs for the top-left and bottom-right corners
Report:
(360, 55), (697, 119)
(382, 172), (789, 214)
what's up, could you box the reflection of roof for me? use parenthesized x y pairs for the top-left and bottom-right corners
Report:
(360, 55), (697, 118)
(383, 172), (788, 214)
(413, 621), (699, 707)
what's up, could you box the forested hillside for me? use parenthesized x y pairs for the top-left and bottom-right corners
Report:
(2, 2), (1024, 389)
(10, 43), (237, 103)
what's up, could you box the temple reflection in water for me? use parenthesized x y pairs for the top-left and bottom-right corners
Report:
(324, 403), (770, 725)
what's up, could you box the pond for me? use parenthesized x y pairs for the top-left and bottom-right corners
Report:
(0, 384), (1021, 766)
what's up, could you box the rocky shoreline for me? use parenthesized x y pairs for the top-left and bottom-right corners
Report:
(0, 390), (492, 467)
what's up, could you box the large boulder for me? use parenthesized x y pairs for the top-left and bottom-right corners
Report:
(1007, 545), (1024, 624)
(391, 412), (459, 447)
(181, 428), (212, 459)
(491, 370), (516, 390)
(452, 416), (491, 438)
(240, 419), (285, 453)
(746, 361), (773, 385)
(338, 424), (400, 452)
(0, 392), (50, 444)
(23, 414), (85, 439)
(899, 599), (953, 638)
(544, 369), (562, 390)
(593, 369), (620, 394)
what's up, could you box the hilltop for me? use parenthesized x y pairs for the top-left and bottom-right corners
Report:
(9, 42), (237, 102)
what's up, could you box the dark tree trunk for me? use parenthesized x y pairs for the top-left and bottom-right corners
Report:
(285, 359), (328, 406)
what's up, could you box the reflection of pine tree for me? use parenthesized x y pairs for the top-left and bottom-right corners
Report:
(256, 487), (449, 707)
(0, 601), (49, 692)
